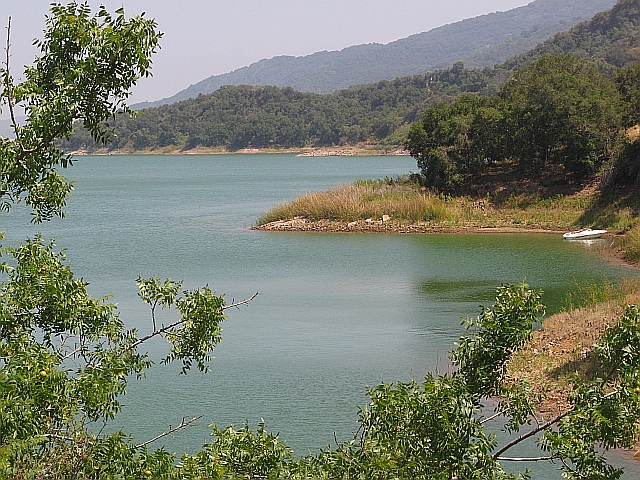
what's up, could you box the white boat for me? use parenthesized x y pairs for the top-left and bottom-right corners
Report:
(563, 228), (607, 240)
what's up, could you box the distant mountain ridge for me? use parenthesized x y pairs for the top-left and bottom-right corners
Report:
(133, 0), (616, 110)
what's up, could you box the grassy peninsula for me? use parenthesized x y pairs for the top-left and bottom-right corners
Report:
(255, 175), (640, 265)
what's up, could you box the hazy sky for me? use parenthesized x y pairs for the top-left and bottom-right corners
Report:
(1, 0), (532, 105)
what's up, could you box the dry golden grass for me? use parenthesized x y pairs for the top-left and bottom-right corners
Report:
(257, 181), (453, 225)
(627, 125), (640, 142)
(256, 178), (640, 262)
(257, 181), (600, 231)
(624, 223), (640, 264)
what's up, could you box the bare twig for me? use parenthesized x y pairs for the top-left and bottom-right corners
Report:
(333, 431), (360, 464)
(559, 456), (589, 479)
(45, 433), (75, 442)
(4, 17), (18, 134)
(151, 299), (158, 331)
(222, 292), (259, 310)
(496, 455), (557, 462)
(119, 292), (259, 356)
(60, 346), (82, 361)
(136, 416), (202, 448)
(492, 409), (573, 460)
(480, 409), (506, 424)
(120, 316), (187, 356)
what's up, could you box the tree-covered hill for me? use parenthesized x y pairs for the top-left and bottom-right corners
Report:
(133, 0), (616, 109)
(505, 0), (640, 70)
(63, 66), (505, 152)
(63, 0), (640, 154)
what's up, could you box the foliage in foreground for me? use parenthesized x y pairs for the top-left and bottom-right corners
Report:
(179, 290), (640, 480)
(0, 2), (161, 222)
(4, 256), (640, 479)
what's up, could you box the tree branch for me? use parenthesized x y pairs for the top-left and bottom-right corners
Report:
(496, 455), (557, 462)
(3, 17), (18, 135)
(120, 317), (188, 356)
(44, 433), (75, 442)
(60, 346), (83, 361)
(135, 416), (202, 448)
(222, 292), (259, 311)
(480, 409), (506, 424)
(492, 390), (617, 460)
(119, 292), (259, 357)
(492, 409), (573, 460)
(559, 456), (588, 479)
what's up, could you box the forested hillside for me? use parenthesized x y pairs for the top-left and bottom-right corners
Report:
(402, 1), (640, 195)
(64, 66), (505, 152)
(63, 0), (639, 154)
(505, 0), (640, 69)
(133, 0), (615, 108)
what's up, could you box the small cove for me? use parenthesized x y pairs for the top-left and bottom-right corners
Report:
(1, 154), (638, 477)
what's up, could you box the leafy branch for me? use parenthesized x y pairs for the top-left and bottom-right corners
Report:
(123, 284), (258, 360)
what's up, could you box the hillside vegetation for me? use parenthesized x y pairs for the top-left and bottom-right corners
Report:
(64, 66), (505, 152)
(506, 0), (640, 70)
(64, 0), (640, 155)
(134, 0), (615, 107)
(254, 1), (640, 263)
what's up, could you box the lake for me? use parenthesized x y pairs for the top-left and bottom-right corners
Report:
(2, 154), (638, 477)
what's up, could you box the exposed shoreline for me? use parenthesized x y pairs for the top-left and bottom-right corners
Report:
(252, 217), (563, 235)
(68, 144), (409, 157)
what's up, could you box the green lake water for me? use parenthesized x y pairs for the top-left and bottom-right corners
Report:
(2, 154), (639, 477)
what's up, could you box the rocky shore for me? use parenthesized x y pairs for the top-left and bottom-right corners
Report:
(296, 146), (408, 157)
(253, 216), (636, 270)
(253, 216), (562, 234)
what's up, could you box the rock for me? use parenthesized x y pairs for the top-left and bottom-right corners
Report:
(382, 214), (391, 222)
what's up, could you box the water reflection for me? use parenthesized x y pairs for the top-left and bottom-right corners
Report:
(417, 278), (499, 302)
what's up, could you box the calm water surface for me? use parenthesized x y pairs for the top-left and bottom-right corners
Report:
(2, 154), (638, 477)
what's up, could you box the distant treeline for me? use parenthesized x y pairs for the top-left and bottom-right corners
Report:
(62, 65), (508, 152)
(61, 0), (640, 154)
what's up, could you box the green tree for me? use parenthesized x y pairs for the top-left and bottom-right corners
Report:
(406, 94), (505, 191)
(1, 2), (161, 222)
(614, 61), (640, 128)
(499, 55), (623, 177)
(285, 284), (640, 480)
(408, 55), (625, 191)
